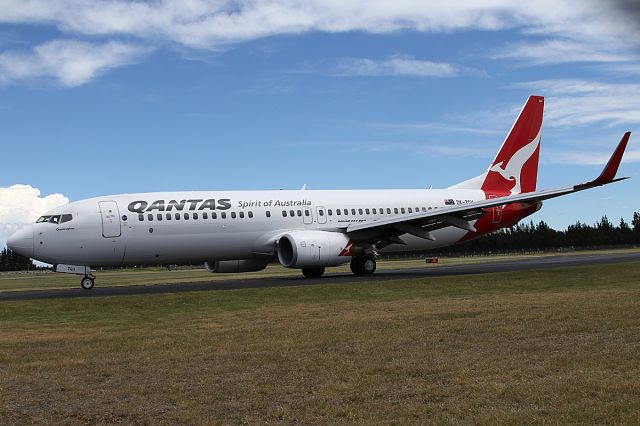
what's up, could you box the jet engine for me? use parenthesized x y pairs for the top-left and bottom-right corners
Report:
(204, 259), (268, 273)
(277, 230), (352, 268)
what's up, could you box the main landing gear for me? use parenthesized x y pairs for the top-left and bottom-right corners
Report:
(350, 255), (377, 275)
(80, 275), (95, 290)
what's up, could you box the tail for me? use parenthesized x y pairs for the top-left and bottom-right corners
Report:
(450, 95), (544, 196)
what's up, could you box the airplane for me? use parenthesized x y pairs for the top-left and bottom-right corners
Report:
(7, 96), (631, 290)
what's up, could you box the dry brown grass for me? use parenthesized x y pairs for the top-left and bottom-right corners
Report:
(1, 263), (640, 424)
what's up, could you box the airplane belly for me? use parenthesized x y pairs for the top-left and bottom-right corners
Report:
(121, 224), (259, 265)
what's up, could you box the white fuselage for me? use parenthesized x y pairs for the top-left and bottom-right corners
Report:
(26, 188), (486, 267)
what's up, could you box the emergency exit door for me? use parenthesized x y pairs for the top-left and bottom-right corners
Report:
(99, 201), (121, 238)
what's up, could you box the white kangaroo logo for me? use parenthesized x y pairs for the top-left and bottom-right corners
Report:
(488, 132), (540, 195)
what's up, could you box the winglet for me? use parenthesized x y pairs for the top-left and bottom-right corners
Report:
(577, 132), (630, 189)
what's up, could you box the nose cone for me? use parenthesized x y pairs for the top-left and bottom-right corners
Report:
(7, 225), (34, 258)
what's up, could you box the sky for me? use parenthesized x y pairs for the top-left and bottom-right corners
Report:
(1, 0), (639, 246)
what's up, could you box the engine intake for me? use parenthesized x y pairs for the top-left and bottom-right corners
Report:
(277, 230), (352, 268)
(204, 259), (268, 273)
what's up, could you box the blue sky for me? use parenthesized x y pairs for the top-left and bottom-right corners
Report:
(1, 0), (639, 238)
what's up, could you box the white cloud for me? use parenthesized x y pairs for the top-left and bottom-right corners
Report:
(0, 184), (69, 248)
(0, 39), (147, 86)
(334, 55), (458, 77)
(494, 39), (640, 65)
(514, 79), (640, 128)
(366, 121), (503, 135)
(546, 149), (640, 165)
(0, 1), (637, 85)
(0, 1), (637, 52)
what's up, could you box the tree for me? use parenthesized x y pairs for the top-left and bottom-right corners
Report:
(0, 247), (35, 271)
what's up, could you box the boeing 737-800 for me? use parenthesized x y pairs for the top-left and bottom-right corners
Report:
(7, 96), (631, 289)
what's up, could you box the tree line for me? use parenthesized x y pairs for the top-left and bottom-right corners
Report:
(0, 247), (36, 271)
(428, 212), (640, 256)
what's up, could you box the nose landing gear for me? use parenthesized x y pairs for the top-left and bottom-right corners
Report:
(80, 275), (95, 290)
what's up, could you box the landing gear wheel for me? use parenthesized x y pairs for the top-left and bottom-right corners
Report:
(302, 267), (325, 278)
(80, 276), (95, 290)
(350, 256), (376, 275)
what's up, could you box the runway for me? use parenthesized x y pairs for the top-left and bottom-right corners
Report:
(2, 251), (639, 301)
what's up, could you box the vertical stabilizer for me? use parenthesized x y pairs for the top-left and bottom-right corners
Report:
(450, 96), (544, 195)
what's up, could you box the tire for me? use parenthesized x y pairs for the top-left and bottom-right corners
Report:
(80, 276), (94, 290)
(362, 256), (376, 275)
(302, 267), (325, 278)
(350, 258), (364, 275)
(351, 256), (376, 275)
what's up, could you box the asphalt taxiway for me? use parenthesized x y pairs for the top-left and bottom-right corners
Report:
(1, 251), (638, 301)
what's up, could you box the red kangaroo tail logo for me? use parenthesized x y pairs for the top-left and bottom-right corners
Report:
(339, 240), (353, 256)
(482, 96), (543, 195)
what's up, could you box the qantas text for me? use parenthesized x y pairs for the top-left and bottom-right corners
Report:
(128, 199), (232, 213)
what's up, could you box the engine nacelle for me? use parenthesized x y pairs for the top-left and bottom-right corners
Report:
(204, 259), (268, 273)
(277, 230), (352, 268)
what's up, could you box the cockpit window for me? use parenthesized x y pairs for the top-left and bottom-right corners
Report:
(36, 214), (72, 224)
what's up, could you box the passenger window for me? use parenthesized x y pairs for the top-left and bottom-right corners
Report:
(344, 209), (348, 215)
(358, 209), (363, 215)
(365, 208), (370, 214)
(372, 208), (377, 214)
(193, 213), (198, 219)
(138, 214), (144, 221)
(401, 208), (405, 214)
(319, 210), (324, 216)
(203, 212), (208, 219)
(290, 210), (295, 217)
(148, 214), (153, 221)
(266, 211), (271, 218)
(351, 209), (356, 215)
(408, 208), (412, 213)
(336, 209), (341, 216)
(328, 209), (332, 216)
(157, 214), (163, 221)
(305, 210), (310, 216)
(248, 211), (253, 218)
(231, 212), (236, 219)
(184, 213), (189, 220)
(422, 207), (427, 212)
(212, 212), (217, 219)
(221, 212), (226, 219)
(175, 213), (181, 220)
(60, 214), (73, 224)
(387, 208), (391, 214)
(282, 210), (287, 217)
(297, 210), (302, 217)
(239, 211), (245, 218)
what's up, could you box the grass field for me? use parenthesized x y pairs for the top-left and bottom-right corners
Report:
(1, 260), (639, 424)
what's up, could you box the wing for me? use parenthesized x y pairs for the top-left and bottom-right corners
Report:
(346, 132), (631, 245)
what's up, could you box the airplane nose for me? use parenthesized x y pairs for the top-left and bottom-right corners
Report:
(7, 225), (34, 258)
